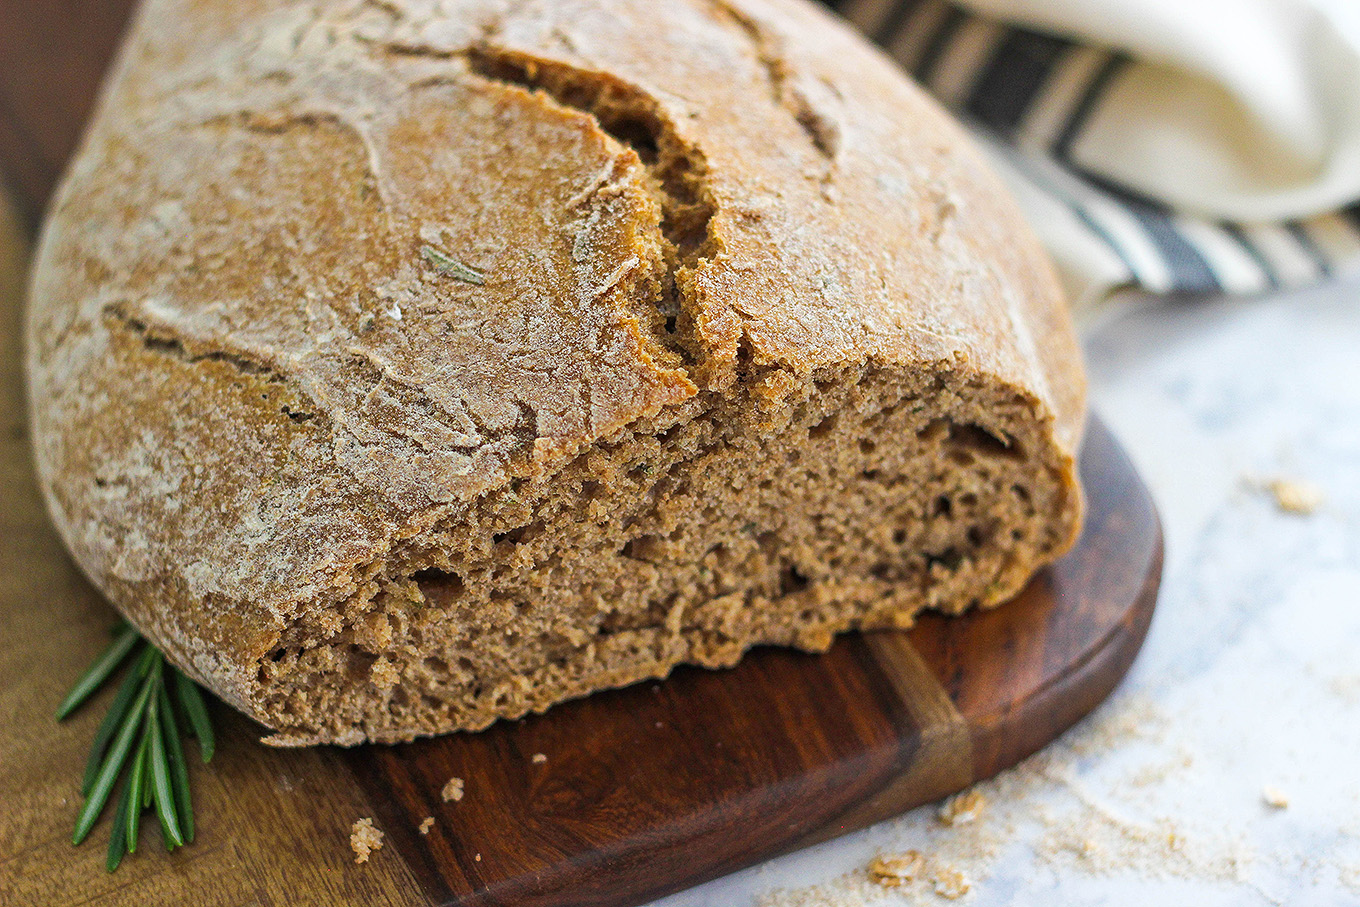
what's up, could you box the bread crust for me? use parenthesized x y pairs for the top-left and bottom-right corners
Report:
(26, 0), (1085, 740)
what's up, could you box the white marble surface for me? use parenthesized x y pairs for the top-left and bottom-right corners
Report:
(650, 275), (1360, 906)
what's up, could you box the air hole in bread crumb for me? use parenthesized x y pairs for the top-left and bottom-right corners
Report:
(621, 534), (666, 562)
(949, 422), (1021, 459)
(809, 412), (838, 439)
(779, 564), (810, 596)
(492, 522), (535, 546)
(413, 568), (465, 600)
(926, 548), (964, 572)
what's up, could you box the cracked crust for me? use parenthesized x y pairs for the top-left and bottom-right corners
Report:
(26, 0), (1086, 744)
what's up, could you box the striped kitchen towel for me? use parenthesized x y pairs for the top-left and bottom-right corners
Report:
(829, 0), (1360, 309)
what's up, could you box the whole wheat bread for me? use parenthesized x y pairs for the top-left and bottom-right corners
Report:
(26, 0), (1085, 744)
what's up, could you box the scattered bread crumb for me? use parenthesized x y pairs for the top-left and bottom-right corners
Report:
(475, 852), (482, 862)
(419, 816), (435, 835)
(442, 776), (464, 802)
(531, 753), (547, 764)
(1262, 786), (1290, 809)
(933, 866), (970, 899)
(938, 789), (987, 826)
(1255, 476), (1323, 515)
(350, 818), (384, 864)
(867, 850), (924, 887)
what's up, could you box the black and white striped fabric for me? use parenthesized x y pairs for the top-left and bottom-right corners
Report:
(829, 0), (1360, 307)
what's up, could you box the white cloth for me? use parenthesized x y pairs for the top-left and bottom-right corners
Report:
(834, 0), (1360, 310)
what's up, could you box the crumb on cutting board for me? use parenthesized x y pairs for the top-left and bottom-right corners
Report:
(350, 818), (384, 863)
(532, 752), (547, 764)
(1262, 786), (1290, 809)
(868, 850), (924, 887)
(419, 816), (435, 835)
(938, 789), (987, 826)
(442, 776), (464, 802)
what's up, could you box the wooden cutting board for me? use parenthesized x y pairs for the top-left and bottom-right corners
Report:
(0, 186), (1161, 906)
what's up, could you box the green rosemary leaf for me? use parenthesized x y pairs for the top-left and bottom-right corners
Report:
(56, 624), (140, 719)
(147, 700), (184, 849)
(126, 720), (152, 854)
(157, 682), (194, 843)
(105, 774), (134, 873)
(82, 645), (156, 796)
(73, 673), (156, 845)
(65, 629), (217, 868)
(174, 669), (215, 763)
(420, 244), (486, 285)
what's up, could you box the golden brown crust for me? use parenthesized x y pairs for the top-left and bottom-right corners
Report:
(25, 0), (1085, 736)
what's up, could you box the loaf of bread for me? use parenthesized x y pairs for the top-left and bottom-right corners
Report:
(26, 0), (1085, 745)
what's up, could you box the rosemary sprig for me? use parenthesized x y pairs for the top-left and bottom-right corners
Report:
(420, 244), (486, 285)
(58, 626), (215, 871)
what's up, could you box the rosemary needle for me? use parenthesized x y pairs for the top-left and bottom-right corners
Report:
(158, 682), (194, 843)
(175, 669), (215, 763)
(105, 775), (133, 872)
(148, 699), (185, 848)
(56, 624), (140, 719)
(420, 244), (486, 285)
(124, 706), (153, 853)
